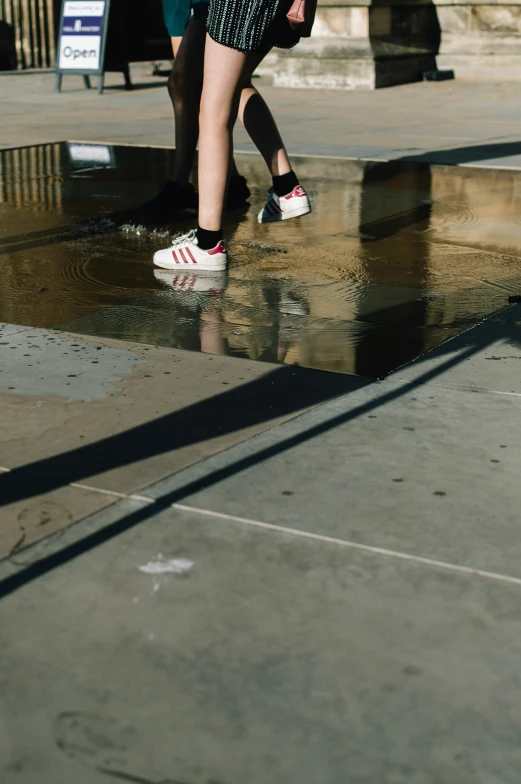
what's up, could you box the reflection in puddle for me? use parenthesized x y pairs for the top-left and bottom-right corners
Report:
(1, 142), (520, 377)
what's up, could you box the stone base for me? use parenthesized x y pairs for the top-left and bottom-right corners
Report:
(272, 43), (436, 90)
(261, 3), (439, 90)
(437, 53), (521, 82)
(259, 2), (521, 90)
(436, 4), (521, 81)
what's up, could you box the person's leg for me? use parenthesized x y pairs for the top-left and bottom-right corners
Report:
(138, 1), (200, 217)
(236, 54), (311, 223)
(170, 36), (182, 57)
(169, 19), (249, 205)
(238, 54), (291, 178)
(168, 22), (206, 186)
(198, 36), (250, 233)
(152, 38), (308, 269)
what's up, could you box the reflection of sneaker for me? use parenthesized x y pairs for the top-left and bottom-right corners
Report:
(279, 297), (307, 316)
(153, 229), (228, 271)
(138, 181), (197, 220)
(226, 175), (251, 209)
(258, 185), (311, 224)
(154, 269), (227, 294)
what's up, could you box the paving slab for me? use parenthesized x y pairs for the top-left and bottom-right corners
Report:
(2, 502), (521, 784)
(0, 322), (28, 339)
(137, 347), (521, 579)
(0, 323), (363, 558)
(395, 304), (521, 395)
(1, 484), (116, 562)
(4, 71), (521, 167)
(0, 324), (147, 400)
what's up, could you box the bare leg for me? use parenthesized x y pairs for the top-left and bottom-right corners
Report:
(238, 54), (292, 177)
(198, 37), (250, 230)
(170, 36), (182, 57)
(169, 29), (240, 186)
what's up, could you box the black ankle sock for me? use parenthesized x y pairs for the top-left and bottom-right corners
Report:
(196, 227), (223, 251)
(272, 170), (299, 197)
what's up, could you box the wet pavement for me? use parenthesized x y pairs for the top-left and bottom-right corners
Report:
(2, 304), (521, 784)
(3, 138), (521, 784)
(2, 142), (520, 377)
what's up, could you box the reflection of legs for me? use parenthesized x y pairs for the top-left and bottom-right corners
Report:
(239, 54), (291, 177)
(200, 302), (227, 355)
(168, 26), (205, 186)
(198, 37), (249, 231)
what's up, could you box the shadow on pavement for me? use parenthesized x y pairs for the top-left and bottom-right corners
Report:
(400, 141), (521, 166)
(0, 363), (368, 509)
(0, 303), (520, 599)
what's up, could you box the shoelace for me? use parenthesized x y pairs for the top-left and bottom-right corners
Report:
(168, 229), (196, 250)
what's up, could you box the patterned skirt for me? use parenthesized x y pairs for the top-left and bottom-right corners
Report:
(207, 0), (300, 53)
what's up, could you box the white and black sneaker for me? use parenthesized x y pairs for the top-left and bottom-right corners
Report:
(258, 184), (311, 224)
(153, 229), (228, 271)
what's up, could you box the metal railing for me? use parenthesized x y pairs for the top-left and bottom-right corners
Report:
(0, 0), (55, 69)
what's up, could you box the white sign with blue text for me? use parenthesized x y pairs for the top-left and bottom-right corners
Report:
(58, 1), (106, 70)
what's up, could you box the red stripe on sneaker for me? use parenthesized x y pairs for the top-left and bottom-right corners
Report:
(179, 248), (189, 264)
(171, 250), (180, 264)
(186, 247), (198, 264)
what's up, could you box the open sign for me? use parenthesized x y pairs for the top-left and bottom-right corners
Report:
(56, 0), (109, 79)
(62, 45), (98, 61)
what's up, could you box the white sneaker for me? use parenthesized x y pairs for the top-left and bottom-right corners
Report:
(154, 269), (227, 294)
(153, 229), (228, 271)
(258, 184), (311, 224)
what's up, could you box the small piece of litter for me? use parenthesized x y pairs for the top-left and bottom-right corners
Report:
(139, 556), (194, 575)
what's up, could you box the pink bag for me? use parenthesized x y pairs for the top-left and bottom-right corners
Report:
(286, 0), (316, 37)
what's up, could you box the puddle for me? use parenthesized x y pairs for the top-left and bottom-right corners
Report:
(1, 142), (521, 377)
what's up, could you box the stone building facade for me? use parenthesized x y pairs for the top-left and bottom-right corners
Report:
(1, 0), (521, 87)
(267, 0), (521, 88)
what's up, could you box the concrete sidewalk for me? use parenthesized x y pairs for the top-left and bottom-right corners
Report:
(2, 68), (521, 783)
(3, 67), (521, 167)
(1, 304), (521, 783)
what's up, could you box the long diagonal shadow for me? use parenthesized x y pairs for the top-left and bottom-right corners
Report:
(0, 325), (503, 600)
(0, 365), (365, 509)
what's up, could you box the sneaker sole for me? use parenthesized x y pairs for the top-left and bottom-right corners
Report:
(153, 253), (228, 272)
(258, 204), (312, 224)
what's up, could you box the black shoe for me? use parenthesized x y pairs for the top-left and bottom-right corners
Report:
(138, 181), (198, 222)
(226, 175), (251, 210)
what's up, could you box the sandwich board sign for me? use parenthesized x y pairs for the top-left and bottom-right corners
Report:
(55, 0), (115, 93)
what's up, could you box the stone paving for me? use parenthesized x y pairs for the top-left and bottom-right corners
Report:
(1, 68), (521, 783)
(3, 66), (521, 166)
